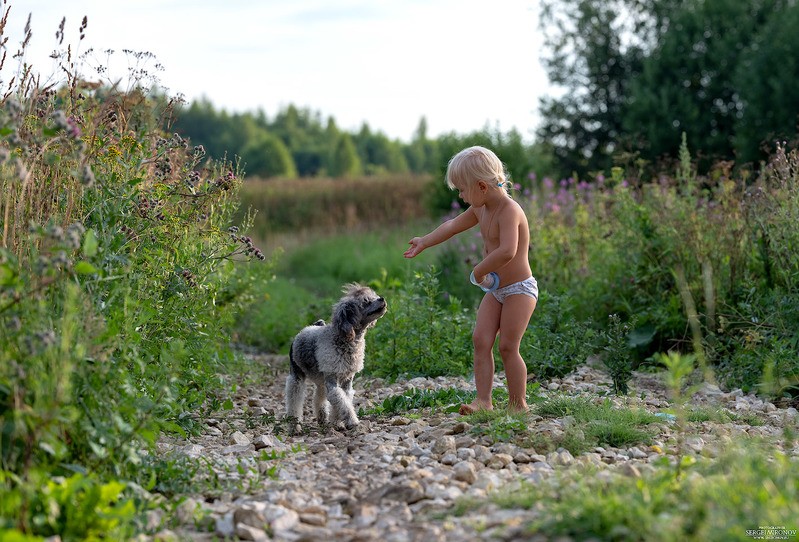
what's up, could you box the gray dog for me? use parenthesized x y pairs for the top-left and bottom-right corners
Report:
(285, 283), (387, 429)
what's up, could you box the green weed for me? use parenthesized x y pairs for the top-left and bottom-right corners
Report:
(479, 445), (799, 542)
(363, 387), (475, 416)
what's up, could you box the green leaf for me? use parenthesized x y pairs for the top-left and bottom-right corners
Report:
(74, 261), (99, 275)
(83, 229), (99, 257)
(0, 264), (14, 286)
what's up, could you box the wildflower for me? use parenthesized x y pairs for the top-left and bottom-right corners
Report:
(52, 251), (69, 267)
(185, 170), (201, 187)
(34, 255), (51, 275)
(46, 224), (65, 242)
(227, 226), (239, 234)
(193, 145), (205, 157)
(66, 223), (85, 249)
(66, 117), (81, 139)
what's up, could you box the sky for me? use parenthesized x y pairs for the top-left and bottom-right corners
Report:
(6, 0), (550, 142)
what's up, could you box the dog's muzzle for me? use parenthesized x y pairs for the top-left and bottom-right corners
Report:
(369, 297), (387, 316)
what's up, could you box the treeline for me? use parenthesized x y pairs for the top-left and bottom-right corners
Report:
(539, 0), (799, 176)
(172, 100), (554, 184)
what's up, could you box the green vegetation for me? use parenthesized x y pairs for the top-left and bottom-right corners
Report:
(174, 101), (554, 192)
(363, 387), (476, 416)
(2, 1), (799, 539)
(0, 20), (263, 537)
(539, 0), (799, 176)
(478, 446), (799, 542)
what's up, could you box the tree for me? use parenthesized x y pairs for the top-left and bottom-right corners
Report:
(733, 2), (799, 164)
(355, 124), (409, 175)
(537, 0), (671, 176)
(327, 133), (362, 178)
(240, 133), (297, 178)
(623, 0), (785, 166)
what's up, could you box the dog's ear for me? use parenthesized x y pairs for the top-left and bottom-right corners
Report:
(333, 301), (358, 341)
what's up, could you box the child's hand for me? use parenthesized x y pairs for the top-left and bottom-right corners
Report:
(404, 237), (424, 258)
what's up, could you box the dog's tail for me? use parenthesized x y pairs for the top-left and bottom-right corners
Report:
(288, 340), (305, 379)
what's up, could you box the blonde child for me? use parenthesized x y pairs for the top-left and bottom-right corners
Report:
(404, 146), (538, 413)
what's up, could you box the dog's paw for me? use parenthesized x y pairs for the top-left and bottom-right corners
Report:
(344, 418), (360, 430)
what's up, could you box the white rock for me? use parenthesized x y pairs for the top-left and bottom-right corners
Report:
(229, 431), (250, 446)
(453, 461), (477, 484)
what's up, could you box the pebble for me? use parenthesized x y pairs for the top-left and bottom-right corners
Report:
(155, 354), (793, 541)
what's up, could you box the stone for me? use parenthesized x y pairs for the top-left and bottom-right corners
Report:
(235, 523), (269, 541)
(366, 481), (426, 504)
(431, 435), (456, 456)
(229, 431), (250, 446)
(453, 461), (477, 484)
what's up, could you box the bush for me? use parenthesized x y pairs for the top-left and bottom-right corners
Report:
(0, 45), (264, 535)
(366, 267), (474, 380)
(521, 292), (600, 380)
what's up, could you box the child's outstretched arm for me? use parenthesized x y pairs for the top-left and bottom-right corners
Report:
(404, 208), (478, 258)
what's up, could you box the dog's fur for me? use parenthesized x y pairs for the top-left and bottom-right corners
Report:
(285, 283), (387, 429)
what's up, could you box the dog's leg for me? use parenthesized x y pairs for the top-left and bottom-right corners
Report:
(342, 377), (355, 404)
(285, 372), (306, 421)
(325, 375), (359, 429)
(313, 382), (330, 425)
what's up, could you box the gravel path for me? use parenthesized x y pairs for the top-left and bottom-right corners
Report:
(151, 354), (799, 541)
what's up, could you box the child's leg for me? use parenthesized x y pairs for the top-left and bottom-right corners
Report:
(498, 295), (537, 411)
(460, 294), (502, 414)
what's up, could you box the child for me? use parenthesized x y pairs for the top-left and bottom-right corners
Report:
(404, 146), (538, 413)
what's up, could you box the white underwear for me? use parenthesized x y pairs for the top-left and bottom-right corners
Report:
(491, 276), (538, 304)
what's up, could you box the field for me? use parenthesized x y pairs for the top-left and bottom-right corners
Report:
(2, 22), (799, 541)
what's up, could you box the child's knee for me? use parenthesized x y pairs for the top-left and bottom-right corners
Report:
(498, 338), (521, 359)
(472, 332), (494, 353)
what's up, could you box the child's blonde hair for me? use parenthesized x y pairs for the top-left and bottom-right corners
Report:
(445, 146), (510, 195)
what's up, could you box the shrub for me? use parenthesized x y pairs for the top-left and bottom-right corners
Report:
(366, 267), (474, 380)
(0, 29), (264, 536)
(521, 291), (600, 380)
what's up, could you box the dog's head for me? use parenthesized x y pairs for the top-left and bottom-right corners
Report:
(332, 283), (387, 341)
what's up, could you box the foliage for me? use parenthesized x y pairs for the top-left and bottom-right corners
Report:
(0, 15), (263, 537)
(174, 99), (558, 197)
(483, 446), (799, 542)
(366, 267), (475, 380)
(233, 275), (323, 353)
(0, 473), (136, 540)
(362, 387), (476, 416)
(521, 292), (600, 380)
(733, 2), (799, 164)
(523, 138), (799, 393)
(539, 0), (799, 177)
(602, 314), (636, 395)
(624, 0), (789, 168)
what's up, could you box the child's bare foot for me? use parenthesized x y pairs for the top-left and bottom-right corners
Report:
(459, 401), (493, 415)
(508, 402), (530, 414)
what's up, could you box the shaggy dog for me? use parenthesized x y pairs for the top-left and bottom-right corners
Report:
(285, 283), (387, 429)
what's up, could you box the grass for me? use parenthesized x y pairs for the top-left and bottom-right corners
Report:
(460, 444), (799, 542)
